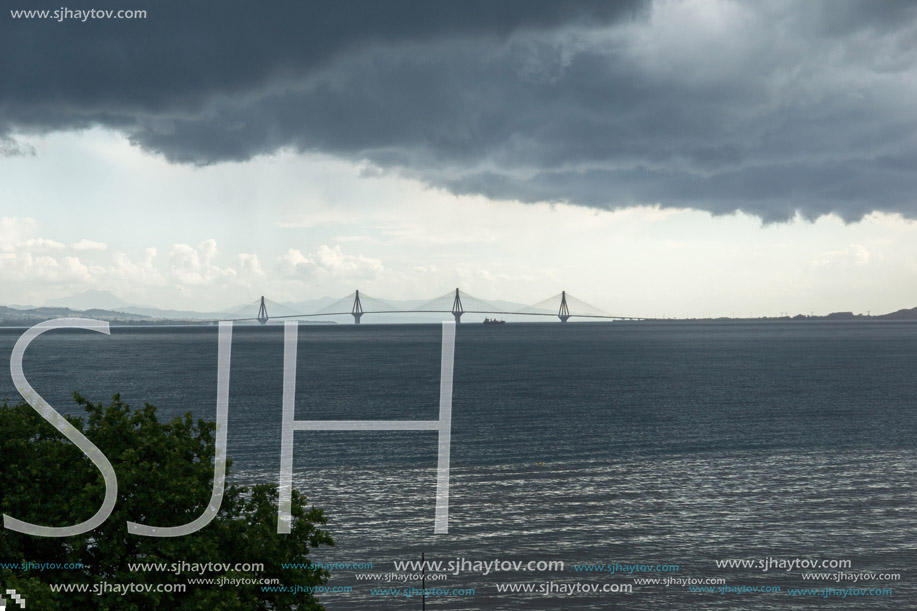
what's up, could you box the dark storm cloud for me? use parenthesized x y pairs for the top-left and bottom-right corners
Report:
(1, 0), (642, 112)
(3, 0), (916, 222)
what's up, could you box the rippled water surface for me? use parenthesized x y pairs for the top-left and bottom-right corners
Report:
(1, 321), (915, 609)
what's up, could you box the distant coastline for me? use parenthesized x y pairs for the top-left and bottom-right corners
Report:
(2, 304), (917, 327)
(0, 305), (335, 326)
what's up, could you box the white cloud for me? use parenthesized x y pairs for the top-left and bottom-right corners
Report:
(315, 244), (383, 277)
(810, 243), (871, 269)
(0, 216), (37, 249)
(236, 253), (264, 277)
(277, 245), (383, 280)
(170, 239), (237, 285)
(111, 247), (166, 287)
(72, 238), (108, 251)
(20, 237), (66, 250)
(59, 256), (98, 282)
(0, 251), (94, 283)
(277, 248), (313, 276)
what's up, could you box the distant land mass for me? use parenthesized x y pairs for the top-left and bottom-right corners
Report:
(0, 305), (153, 326)
(0, 305), (338, 326)
(44, 289), (133, 311)
(868, 306), (917, 320)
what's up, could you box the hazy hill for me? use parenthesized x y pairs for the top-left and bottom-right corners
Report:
(878, 306), (917, 320)
(0, 306), (152, 325)
(44, 289), (133, 311)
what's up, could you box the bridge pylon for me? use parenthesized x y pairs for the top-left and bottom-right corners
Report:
(451, 288), (464, 323)
(257, 296), (269, 325)
(352, 290), (364, 324)
(558, 291), (570, 323)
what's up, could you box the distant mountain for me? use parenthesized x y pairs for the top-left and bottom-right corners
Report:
(877, 306), (917, 320)
(488, 299), (534, 312)
(283, 297), (345, 313)
(280, 295), (531, 313)
(118, 306), (226, 320)
(0, 305), (152, 325)
(40, 291), (230, 320)
(44, 289), (133, 311)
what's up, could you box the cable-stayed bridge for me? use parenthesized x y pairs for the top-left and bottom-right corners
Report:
(227, 290), (646, 324)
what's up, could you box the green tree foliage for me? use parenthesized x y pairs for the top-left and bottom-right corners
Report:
(0, 394), (334, 610)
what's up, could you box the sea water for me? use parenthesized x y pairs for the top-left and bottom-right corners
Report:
(1, 321), (914, 609)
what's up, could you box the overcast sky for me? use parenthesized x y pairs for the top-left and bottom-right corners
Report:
(2, 0), (917, 317)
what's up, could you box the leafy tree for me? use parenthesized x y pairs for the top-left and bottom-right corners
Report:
(0, 393), (334, 610)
